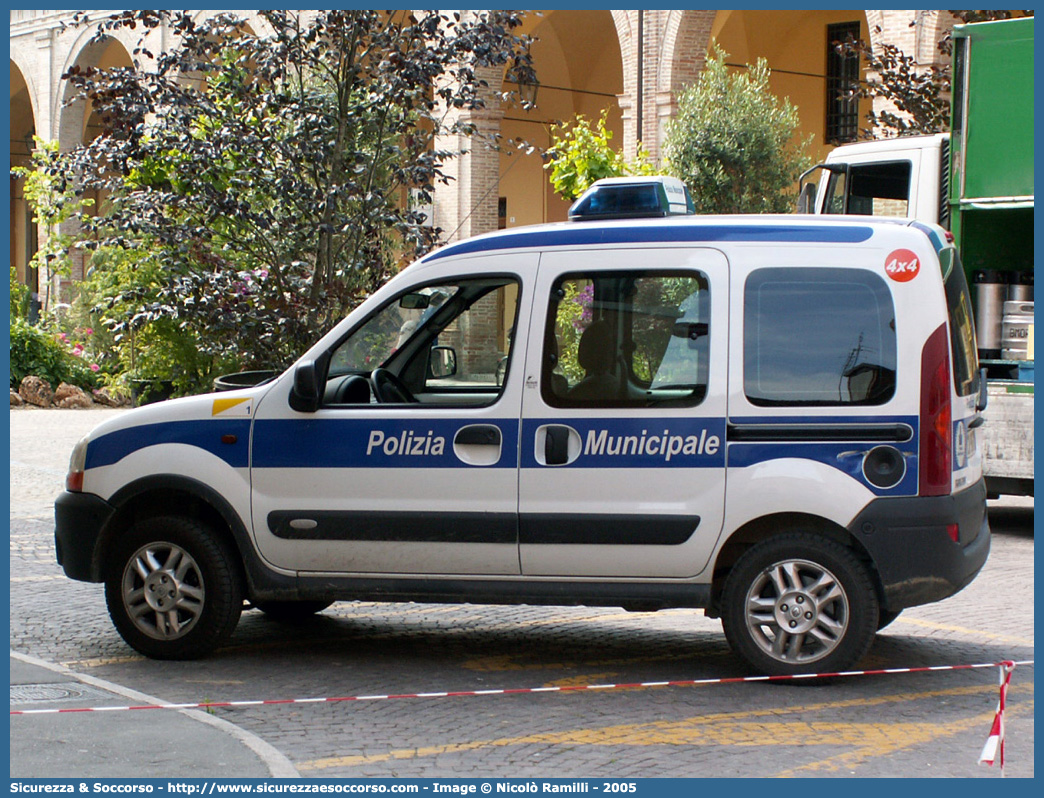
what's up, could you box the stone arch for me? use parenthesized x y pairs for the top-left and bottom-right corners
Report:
(864, 10), (887, 49)
(654, 10), (717, 160)
(662, 10), (716, 97)
(490, 9), (623, 230)
(54, 33), (135, 291)
(11, 59), (40, 298)
(10, 59), (38, 156)
(913, 10), (955, 64)
(191, 8), (278, 40)
(611, 10), (635, 115)
(57, 32), (134, 150)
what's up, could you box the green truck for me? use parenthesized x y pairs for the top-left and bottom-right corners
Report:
(802, 17), (1034, 497)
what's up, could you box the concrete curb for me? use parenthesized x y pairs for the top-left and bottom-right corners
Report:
(11, 649), (300, 779)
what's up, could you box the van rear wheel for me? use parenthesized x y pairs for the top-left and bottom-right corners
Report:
(722, 532), (878, 676)
(104, 516), (243, 660)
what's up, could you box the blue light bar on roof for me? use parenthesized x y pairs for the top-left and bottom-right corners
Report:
(568, 176), (695, 222)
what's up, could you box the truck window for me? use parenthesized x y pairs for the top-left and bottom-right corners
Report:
(744, 267), (897, 406)
(824, 161), (912, 217)
(542, 270), (709, 407)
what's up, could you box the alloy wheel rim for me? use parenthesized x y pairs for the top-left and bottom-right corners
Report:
(121, 542), (205, 641)
(744, 558), (849, 664)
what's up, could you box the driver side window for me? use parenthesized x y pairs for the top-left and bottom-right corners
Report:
(324, 277), (520, 407)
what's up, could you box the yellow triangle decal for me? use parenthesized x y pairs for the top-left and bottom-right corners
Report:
(212, 397), (251, 416)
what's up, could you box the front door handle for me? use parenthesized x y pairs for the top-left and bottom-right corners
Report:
(454, 425), (501, 446)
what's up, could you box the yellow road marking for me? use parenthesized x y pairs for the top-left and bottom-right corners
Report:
(61, 655), (144, 668)
(891, 616), (1033, 646)
(297, 683), (1032, 772)
(776, 698), (1034, 777)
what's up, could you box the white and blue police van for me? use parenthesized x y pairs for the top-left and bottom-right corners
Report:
(55, 178), (990, 675)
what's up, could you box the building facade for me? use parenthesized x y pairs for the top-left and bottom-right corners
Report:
(10, 9), (957, 303)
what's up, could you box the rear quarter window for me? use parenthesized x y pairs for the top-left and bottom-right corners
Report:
(940, 248), (980, 397)
(744, 267), (897, 406)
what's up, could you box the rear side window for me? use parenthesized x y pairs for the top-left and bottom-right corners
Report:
(940, 248), (979, 397)
(744, 267), (897, 406)
(543, 270), (710, 408)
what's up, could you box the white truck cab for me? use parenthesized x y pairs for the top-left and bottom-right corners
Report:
(55, 188), (990, 676)
(802, 133), (949, 222)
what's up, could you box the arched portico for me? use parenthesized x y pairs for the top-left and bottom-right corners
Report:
(496, 10), (624, 230)
(10, 60), (39, 300)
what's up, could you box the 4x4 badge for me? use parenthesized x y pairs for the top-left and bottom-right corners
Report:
(884, 248), (920, 282)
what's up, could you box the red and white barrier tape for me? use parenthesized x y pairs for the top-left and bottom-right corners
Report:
(978, 660), (1016, 777)
(11, 659), (1032, 716)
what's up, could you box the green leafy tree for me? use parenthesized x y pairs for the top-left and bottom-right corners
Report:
(664, 46), (812, 214)
(10, 138), (93, 311)
(545, 110), (657, 202)
(57, 10), (535, 383)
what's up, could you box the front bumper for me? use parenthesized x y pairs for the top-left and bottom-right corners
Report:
(848, 478), (990, 612)
(54, 490), (115, 582)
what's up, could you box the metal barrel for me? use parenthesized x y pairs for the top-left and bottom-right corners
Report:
(1000, 300), (1034, 361)
(973, 270), (1008, 359)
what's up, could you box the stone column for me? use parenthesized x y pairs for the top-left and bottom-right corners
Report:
(433, 67), (505, 244)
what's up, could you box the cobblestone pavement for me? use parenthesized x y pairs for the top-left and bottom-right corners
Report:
(10, 408), (1035, 778)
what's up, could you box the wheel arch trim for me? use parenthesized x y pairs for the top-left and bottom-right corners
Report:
(97, 474), (296, 597)
(710, 512), (885, 611)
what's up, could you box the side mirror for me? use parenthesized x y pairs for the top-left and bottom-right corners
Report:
(289, 359), (321, 413)
(976, 366), (989, 412)
(797, 182), (817, 214)
(429, 346), (457, 379)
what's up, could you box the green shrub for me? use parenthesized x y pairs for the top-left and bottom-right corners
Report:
(545, 110), (659, 202)
(9, 318), (99, 390)
(79, 245), (235, 397)
(10, 266), (30, 320)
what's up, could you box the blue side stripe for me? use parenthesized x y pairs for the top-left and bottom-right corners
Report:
(252, 419), (520, 469)
(520, 417), (726, 469)
(422, 223), (876, 262)
(85, 420), (252, 470)
(727, 441), (918, 497)
(84, 414), (920, 496)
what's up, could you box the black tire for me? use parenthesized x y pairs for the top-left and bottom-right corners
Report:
(721, 532), (879, 676)
(876, 609), (902, 632)
(104, 516), (243, 660)
(254, 600), (333, 621)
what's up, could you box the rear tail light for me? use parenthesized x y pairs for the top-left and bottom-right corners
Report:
(919, 323), (952, 496)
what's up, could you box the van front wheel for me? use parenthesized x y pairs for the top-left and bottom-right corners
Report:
(721, 533), (878, 676)
(104, 516), (243, 660)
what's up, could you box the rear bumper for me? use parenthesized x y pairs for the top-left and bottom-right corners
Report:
(54, 491), (115, 582)
(848, 478), (990, 612)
